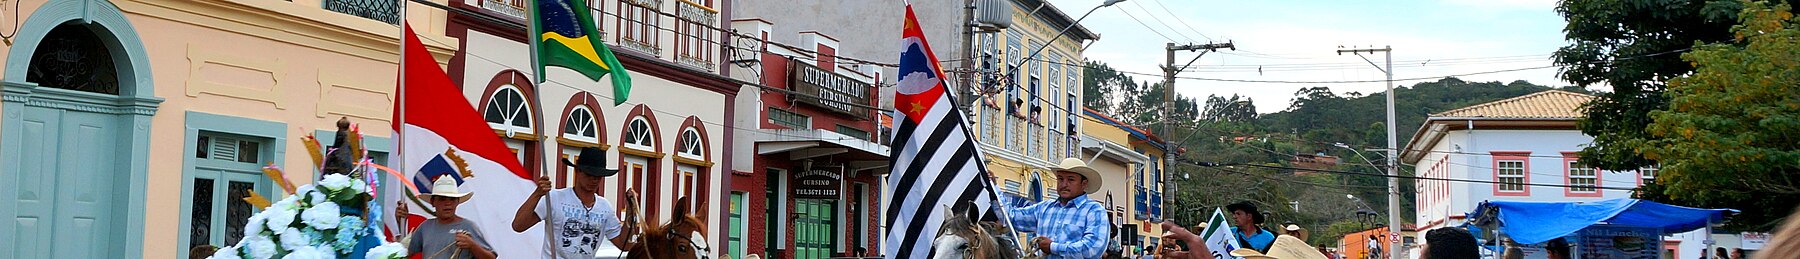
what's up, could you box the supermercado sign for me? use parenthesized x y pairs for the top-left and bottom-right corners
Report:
(789, 62), (873, 119)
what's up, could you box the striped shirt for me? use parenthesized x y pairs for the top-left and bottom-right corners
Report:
(1007, 194), (1110, 259)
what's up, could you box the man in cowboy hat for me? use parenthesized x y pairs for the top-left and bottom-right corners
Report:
(1006, 158), (1112, 259)
(1227, 201), (1276, 253)
(405, 176), (497, 259)
(511, 147), (639, 259)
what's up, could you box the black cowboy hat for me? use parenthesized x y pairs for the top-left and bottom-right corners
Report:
(562, 147), (620, 177)
(1226, 201), (1266, 224)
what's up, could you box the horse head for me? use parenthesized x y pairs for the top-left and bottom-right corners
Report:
(627, 196), (710, 259)
(932, 201), (1005, 259)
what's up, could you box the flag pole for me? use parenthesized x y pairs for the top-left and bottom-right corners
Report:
(525, 1), (558, 256)
(395, 0), (409, 240)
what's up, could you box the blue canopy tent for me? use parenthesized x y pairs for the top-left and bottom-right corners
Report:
(1465, 198), (1736, 245)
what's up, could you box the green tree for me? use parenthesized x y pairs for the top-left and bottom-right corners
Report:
(1082, 61), (1131, 114)
(1637, 2), (1800, 230)
(1552, 0), (1792, 170)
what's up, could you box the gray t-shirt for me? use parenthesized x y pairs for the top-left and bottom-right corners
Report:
(406, 218), (493, 259)
(533, 188), (624, 259)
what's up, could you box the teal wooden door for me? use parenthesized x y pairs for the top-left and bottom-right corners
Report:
(727, 192), (745, 259)
(795, 199), (836, 259)
(10, 106), (126, 258)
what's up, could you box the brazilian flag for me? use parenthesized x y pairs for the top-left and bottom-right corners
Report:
(533, 0), (632, 105)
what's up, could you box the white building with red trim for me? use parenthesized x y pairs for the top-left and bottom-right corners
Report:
(1402, 90), (1656, 252)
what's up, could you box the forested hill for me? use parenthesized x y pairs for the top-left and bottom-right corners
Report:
(1259, 77), (1591, 149)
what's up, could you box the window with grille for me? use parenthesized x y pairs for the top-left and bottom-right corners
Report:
(485, 85), (533, 133)
(619, 0), (663, 54)
(1568, 161), (1597, 192)
(1496, 160), (1526, 191)
(768, 108), (809, 129)
(674, 0), (716, 69)
(623, 117), (654, 149)
(186, 133), (270, 254)
(1639, 166), (1658, 184)
(564, 106), (599, 143)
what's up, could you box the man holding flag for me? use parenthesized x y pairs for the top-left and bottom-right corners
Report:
(1004, 158), (1111, 259)
(884, 3), (1017, 259)
(391, 24), (543, 258)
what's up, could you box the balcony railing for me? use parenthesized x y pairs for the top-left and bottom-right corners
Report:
(674, 0), (718, 70)
(479, 0), (528, 21)
(323, 0), (400, 24)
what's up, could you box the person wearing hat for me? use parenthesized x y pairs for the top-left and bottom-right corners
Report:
(1226, 201), (1277, 253)
(1005, 158), (1112, 259)
(511, 147), (639, 259)
(403, 176), (497, 259)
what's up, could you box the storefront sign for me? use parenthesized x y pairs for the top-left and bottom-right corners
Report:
(789, 62), (872, 119)
(792, 167), (843, 198)
(1744, 232), (1770, 250)
(1576, 225), (1661, 259)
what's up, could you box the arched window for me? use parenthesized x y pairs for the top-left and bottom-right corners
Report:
(563, 106), (599, 143)
(484, 85), (532, 132)
(1029, 172), (1044, 203)
(623, 116), (654, 149)
(677, 127), (703, 159)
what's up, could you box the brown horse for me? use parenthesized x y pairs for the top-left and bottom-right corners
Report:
(625, 196), (710, 259)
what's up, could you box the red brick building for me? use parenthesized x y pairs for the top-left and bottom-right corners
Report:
(728, 20), (889, 259)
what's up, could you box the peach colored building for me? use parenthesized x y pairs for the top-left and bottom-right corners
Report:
(0, 0), (460, 258)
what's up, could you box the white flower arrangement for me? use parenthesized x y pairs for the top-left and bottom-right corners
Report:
(211, 246), (244, 259)
(364, 242), (408, 259)
(281, 245), (331, 259)
(301, 202), (341, 230)
(318, 174), (354, 191)
(210, 178), (399, 259)
(210, 128), (401, 259)
(245, 235), (278, 259)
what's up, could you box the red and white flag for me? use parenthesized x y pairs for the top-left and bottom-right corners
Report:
(387, 24), (541, 258)
(883, 5), (1005, 258)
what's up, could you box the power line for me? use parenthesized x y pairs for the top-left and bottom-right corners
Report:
(1184, 161), (1639, 191)
(1116, 8), (1178, 43)
(1128, 0), (1198, 43)
(1022, 47), (1684, 84)
(1146, 0), (1213, 42)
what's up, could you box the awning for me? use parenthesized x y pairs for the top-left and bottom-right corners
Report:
(1080, 135), (1151, 165)
(754, 129), (890, 171)
(1466, 198), (1736, 245)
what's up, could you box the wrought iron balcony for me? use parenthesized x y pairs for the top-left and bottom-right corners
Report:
(479, 0), (528, 21)
(323, 0), (400, 24)
(674, 0), (718, 70)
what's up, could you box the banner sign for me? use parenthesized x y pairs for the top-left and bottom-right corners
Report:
(792, 166), (843, 198)
(1576, 225), (1662, 259)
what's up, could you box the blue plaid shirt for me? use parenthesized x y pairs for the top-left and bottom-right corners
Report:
(1006, 194), (1110, 259)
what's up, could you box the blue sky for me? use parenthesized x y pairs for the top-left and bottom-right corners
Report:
(1043, 0), (1572, 113)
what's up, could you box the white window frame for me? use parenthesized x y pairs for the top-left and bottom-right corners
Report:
(1639, 166), (1659, 184)
(678, 127), (704, 160)
(563, 105), (600, 143)
(1568, 161), (1597, 192)
(1497, 160), (1526, 192)
(485, 84), (533, 134)
(623, 116), (654, 149)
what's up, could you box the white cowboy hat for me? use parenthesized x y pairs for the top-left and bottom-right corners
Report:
(416, 176), (473, 203)
(1053, 158), (1103, 194)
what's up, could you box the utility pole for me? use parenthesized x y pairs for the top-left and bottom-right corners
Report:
(957, 0), (979, 116)
(1338, 45), (1398, 259)
(1162, 41), (1233, 221)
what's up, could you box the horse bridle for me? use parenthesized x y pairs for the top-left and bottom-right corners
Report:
(668, 230), (711, 259)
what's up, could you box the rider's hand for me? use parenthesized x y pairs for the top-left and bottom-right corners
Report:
(1035, 237), (1053, 253)
(532, 175), (552, 197)
(395, 200), (409, 217)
